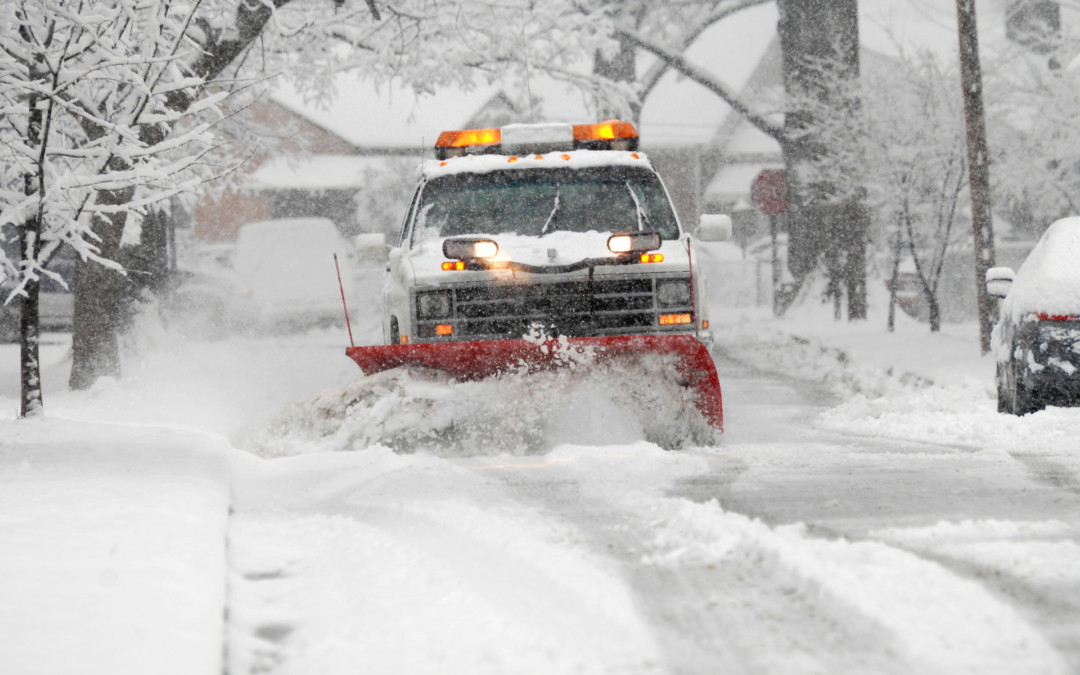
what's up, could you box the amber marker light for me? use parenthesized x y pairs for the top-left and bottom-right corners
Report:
(562, 154), (571, 160)
(659, 313), (692, 326)
(703, 320), (709, 329)
(401, 336), (409, 344)
(442, 261), (465, 271)
(436, 324), (453, 335)
(508, 156), (518, 163)
(640, 253), (663, 263)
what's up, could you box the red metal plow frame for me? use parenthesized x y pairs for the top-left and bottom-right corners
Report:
(346, 334), (722, 432)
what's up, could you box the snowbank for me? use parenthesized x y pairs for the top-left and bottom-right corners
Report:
(643, 498), (1067, 674)
(0, 419), (231, 675)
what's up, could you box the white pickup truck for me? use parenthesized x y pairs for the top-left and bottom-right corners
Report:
(356, 120), (731, 347)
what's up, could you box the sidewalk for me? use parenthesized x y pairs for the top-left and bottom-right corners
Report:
(0, 418), (231, 675)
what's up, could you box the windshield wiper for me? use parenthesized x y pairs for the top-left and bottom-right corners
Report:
(539, 183), (560, 238)
(625, 182), (649, 232)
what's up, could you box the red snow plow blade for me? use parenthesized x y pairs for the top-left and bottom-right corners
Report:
(346, 335), (722, 432)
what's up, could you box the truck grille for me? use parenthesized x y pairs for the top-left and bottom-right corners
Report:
(414, 276), (694, 341)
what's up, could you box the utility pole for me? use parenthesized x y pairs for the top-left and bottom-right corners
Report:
(956, 0), (996, 354)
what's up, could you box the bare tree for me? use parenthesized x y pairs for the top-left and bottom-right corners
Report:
(613, 1), (869, 320)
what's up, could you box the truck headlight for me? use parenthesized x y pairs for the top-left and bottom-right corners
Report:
(656, 280), (691, 306)
(417, 292), (452, 319)
(608, 232), (661, 254)
(443, 238), (498, 259)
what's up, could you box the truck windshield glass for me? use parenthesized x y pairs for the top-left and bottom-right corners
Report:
(414, 167), (680, 244)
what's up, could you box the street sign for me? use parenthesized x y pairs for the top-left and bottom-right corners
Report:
(751, 169), (786, 215)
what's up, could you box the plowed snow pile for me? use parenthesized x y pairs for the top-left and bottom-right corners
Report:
(246, 355), (719, 457)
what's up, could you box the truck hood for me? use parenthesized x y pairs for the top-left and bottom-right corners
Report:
(406, 231), (692, 285)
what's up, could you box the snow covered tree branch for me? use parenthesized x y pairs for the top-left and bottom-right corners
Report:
(0, 0), (230, 414)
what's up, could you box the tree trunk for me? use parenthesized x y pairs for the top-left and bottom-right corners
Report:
(927, 289), (941, 333)
(69, 0), (295, 389)
(19, 229), (43, 418)
(955, 0), (996, 353)
(778, 0), (867, 319)
(20, 84), (44, 417)
(887, 231), (902, 332)
(594, 34), (639, 121)
(841, 198), (868, 319)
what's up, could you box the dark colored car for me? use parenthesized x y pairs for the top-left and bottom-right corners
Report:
(0, 251), (76, 343)
(989, 218), (1080, 415)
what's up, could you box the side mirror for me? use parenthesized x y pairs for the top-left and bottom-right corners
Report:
(986, 266), (1014, 299)
(355, 233), (388, 262)
(697, 214), (733, 242)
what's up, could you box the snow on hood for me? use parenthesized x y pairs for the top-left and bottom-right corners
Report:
(421, 150), (653, 180)
(1003, 217), (1080, 321)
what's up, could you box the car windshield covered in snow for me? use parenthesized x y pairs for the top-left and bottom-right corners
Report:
(413, 166), (680, 244)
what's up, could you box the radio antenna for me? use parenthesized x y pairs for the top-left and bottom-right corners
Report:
(521, 10), (535, 123)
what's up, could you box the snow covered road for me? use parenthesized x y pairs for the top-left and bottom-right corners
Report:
(3, 308), (1080, 674)
(221, 336), (1078, 674)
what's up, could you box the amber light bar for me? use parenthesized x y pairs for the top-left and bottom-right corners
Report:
(573, 121), (637, 142)
(436, 324), (453, 335)
(442, 261), (465, 271)
(436, 128), (501, 148)
(435, 121), (639, 159)
(640, 253), (663, 263)
(660, 313), (692, 326)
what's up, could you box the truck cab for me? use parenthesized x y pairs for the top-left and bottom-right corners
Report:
(358, 121), (731, 348)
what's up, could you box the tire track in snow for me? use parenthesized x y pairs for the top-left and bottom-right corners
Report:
(471, 442), (1069, 675)
(225, 447), (664, 675)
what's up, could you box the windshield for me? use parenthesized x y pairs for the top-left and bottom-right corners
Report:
(412, 167), (680, 246)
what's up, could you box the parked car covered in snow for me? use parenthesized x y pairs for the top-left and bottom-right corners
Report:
(0, 248), (76, 342)
(234, 218), (355, 332)
(989, 217), (1080, 414)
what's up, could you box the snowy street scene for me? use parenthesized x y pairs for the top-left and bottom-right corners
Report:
(4, 0), (1080, 673)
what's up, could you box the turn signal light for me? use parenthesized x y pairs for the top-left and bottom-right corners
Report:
(436, 324), (453, 335)
(442, 261), (465, 271)
(640, 253), (663, 263)
(660, 313), (692, 326)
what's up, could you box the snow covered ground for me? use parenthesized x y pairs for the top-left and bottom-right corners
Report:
(2, 284), (1079, 674)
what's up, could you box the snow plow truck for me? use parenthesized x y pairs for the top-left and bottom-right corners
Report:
(346, 120), (731, 432)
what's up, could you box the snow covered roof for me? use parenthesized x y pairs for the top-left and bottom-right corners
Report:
(247, 155), (411, 190)
(268, 76), (509, 152)
(704, 161), (784, 204)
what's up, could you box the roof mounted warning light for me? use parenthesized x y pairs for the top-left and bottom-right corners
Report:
(435, 120), (638, 159)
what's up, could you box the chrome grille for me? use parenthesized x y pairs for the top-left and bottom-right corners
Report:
(414, 275), (694, 341)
